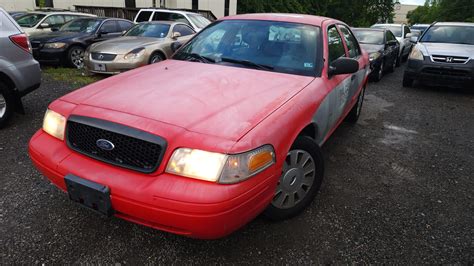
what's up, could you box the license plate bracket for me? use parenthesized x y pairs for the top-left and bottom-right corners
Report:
(94, 63), (106, 71)
(65, 174), (113, 216)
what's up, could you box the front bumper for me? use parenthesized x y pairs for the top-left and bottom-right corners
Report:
(404, 57), (474, 88)
(29, 130), (277, 239)
(32, 47), (66, 64)
(84, 54), (147, 75)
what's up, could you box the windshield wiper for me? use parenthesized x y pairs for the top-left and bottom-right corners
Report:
(178, 52), (215, 63)
(220, 57), (274, 71)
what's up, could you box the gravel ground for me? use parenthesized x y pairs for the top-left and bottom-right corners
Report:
(0, 65), (473, 264)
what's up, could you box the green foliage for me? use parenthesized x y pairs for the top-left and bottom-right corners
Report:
(237, 0), (395, 27)
(407, 0), (474, 24)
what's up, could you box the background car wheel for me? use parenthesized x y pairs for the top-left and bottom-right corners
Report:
(403, 74), (414, 87)
(373, 60), (384, 82)
(0, 81), (14, 129)
(396, 49), (403, 67)
(346, 86), (365, 123)
(388, 57), (396, 73)
(149, 52), (165, 64)
(263, 136), (324, 221)
(68, 46), (85, 68)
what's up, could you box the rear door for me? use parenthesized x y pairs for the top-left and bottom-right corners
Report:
(96, 20), (122, 41)
(313, 24), (352, 143)
(338, 24), (365, 102)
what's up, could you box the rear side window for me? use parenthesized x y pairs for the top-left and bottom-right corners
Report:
(44, 15), (65, 27)
(152, 12), (189, 25)
(118, 20), (134, 31)
(404, 26), (411, 37)
(327, 25), (346, 64)
(339, 25), (361, 58)
(136, 11), (152, 22)
(100, 20), (120, 33)
(173, 24), (195, 36)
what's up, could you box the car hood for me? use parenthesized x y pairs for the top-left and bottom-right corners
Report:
(90, 36), (166, 54)
(360, 44), (384, 54)
(61, 60), (315, 141)
(29, 31), (89, 43)
(419, 42), (474, 57)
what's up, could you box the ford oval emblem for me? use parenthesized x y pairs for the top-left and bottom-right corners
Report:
(96, 139), (115, 151)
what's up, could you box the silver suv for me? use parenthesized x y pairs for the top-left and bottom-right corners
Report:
(0, 8), (42, 128)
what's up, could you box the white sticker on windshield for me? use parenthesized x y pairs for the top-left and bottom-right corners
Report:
(304, 62), (314, 68)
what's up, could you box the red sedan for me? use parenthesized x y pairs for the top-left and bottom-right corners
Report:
(29, 14), (369, 239)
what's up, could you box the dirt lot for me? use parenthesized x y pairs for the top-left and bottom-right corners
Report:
(1, 66), (473, 264)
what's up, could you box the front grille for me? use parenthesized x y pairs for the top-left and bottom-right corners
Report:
(422, 67), (470, 77)
(91, 53), (117, 61)
(66, 116), (167, 173)
(31, 41), (42, 49)
(431, 55), (470, 64)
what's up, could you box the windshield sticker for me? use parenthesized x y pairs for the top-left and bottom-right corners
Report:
(304, 62), (314, 68)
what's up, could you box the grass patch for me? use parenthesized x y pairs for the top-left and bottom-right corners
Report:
(42, 67), (103, 87)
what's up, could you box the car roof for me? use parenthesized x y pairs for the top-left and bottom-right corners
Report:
(433, 22), (474, 26)
(138, 8), (200, 15)
(221, 13), (336, 27)
(25, 11), (95, 16)
(352, 27), (385, 32)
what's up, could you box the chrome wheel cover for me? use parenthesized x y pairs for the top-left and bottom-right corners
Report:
(272, 149), (316, 209)
(0, 93), (6, 118)
(150, 55), (162, 64)
(71, 48), (84, 68)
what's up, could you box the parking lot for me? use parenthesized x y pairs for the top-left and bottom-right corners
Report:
(0, 65), (473, 264)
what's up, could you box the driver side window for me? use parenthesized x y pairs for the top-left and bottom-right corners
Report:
(327, 25), (346, 64)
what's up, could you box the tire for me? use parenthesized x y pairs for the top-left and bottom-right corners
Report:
(388, 56), (396, 73)
(402, 73), (414, 87)
(0, 81), (14, 129)
(263, 136), (324, 221)
(67, 46), (85, 68)
(396, 49), (403, 67)
(149, 52), (165, 64)
(346, 86), (365, 124)
(372, 60), (384, 82)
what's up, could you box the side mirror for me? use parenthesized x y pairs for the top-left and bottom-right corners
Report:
(172, 32), (181, 40)
(406, 33), (413, 39)
(409, 36), (418, 43)
(328, 57), (359, 77)
(171, 41), (183, 53)
(51, 27), (59, 32)
(121, 30), (127, 36)
(386, 40), (398, 47)
(40, 23), (50, 28)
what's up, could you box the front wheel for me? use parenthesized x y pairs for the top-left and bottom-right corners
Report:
(264, 136), (324, 221)
(373, 60), (384, 82)
(0, 81), (14, 129)
(68, 46), (85, 68)
(149, 52), (165, 64)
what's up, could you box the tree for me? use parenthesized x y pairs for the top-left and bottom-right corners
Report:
(407, 0), (474, 24)
(237, 0), (395, 27)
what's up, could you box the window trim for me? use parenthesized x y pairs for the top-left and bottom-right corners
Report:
(337, 24), (361, 59)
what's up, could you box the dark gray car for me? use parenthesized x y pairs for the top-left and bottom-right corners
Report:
(0, 8), (41, 128)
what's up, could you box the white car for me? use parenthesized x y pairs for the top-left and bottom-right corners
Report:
(371, 23), (414, 66)
(15, 11), (96, 36)
(134, 9), (211, 32)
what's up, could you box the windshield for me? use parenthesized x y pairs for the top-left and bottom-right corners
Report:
(420, 25), (474, 45)
(373, 25), (401, 37)
(125, 23), (170, 38)
(188, 14), (211, 29)
(60, 19), (101, 33)
(353, 30), (384, 45)
(174, 20), (320, 77)
(15, 13), (46, 27)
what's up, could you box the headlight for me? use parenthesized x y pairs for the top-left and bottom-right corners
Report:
(369, 52), (381, 62)
(124, 47), (145, 60)
(409, 46), (424, 60)
(166, 145), (275, 184)
(42, 109), (66, 140)
(44, 42), (66, 49)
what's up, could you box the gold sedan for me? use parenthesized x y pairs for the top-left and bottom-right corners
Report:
(84, 21), (195, 74)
